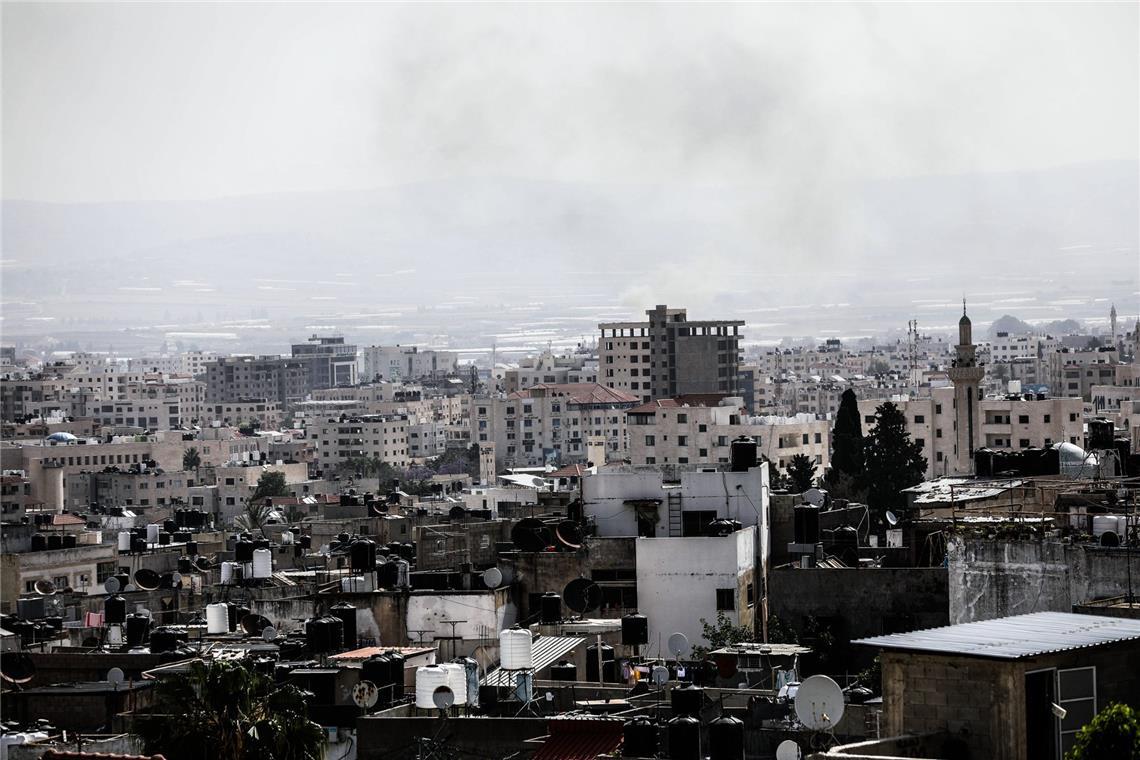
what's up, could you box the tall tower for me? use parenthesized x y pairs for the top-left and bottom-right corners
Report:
(947, 300), (984, 475)
(1110, 303), (1119, 351)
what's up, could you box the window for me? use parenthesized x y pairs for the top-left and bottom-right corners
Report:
(1070, 413), (1078, 422)
(677, 413), (687, 423)
(53, 575), (69, 590)
(1044, 414), (1051, 423)
(1018, 415), (1029, 424)
(915, 438), (924, 448)
(1058, 667), (1096, 755)
(644, 435), (655, 446)
(715, 588), (736, 611)
(935, 404), (942, 414)
(746, 582), (754, 607)
(814, 433), (822, 444)
(681, 510), (718, 537)
(914, 415), (925, 424)
(97, 561), (117, 583)
(864, 415), (875, 423)
(1020, 439), (1031, 448)
(677, 436), (687, 447)
(699, 448), (708, 457)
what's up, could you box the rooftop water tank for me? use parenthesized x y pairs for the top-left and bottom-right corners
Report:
(499, 627), (533, 670)
(415, 665), (450, 709)
(205, 603), (228, 635)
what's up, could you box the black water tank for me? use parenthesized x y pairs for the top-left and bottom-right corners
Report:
(186, 540), (198, 556)
(362, 653), (391, 689)
(622, 613), (649, 647)
(585, 642), (616, 683)
(62, 534), (78, 549)
(30, 534), (46, 551)
(708, 715), (744, 760)
(793, 505), (820, 544)
(235, 540), (254, 562)
(377, 561), (399, 589)
(105, 595), (127, 624)
(329, 602), (357, 650)
(173, 531), (191, 543)
(671, 684), (704, 716)
(350, 539), (377, 572)
(163, 519), (178, 534)
(158, 532), (171, 546)
(228, 604), (250, 633)
(253, 538), (271, 552)
(667, 715), (701, 760)
(623, 717), (659, 759)
(730, 436), (758, 472)
(178, 556), (193, 574)
(550, 660), (577, 682)
(47, 534), (63, 550)
(705, 519), (741, 537)
(299, 534), (312, 550)
(125, 613), (150, 646)
(43, 616), (64, 631)
(540, 592), (562, 624)
(1088, 418), (1114, 450)
(387, 651), (406, 698)
(131, 536), (147, 554)
(150, 626), (186, 653)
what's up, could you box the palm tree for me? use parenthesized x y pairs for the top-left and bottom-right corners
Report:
(135, 660), (325, 760)
(235, 499), (275, 536)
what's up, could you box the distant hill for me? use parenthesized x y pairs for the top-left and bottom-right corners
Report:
(989, 315), (1035, 337)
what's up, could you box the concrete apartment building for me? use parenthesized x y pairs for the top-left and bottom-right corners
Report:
(503, 351), (598, 393)
(1047, 345), (1119, 400)
(625, 396), (831, 471)
(358, 345), (458, 383)
(89, 377), (206, 431)
(599, 304), (744, 403)
(66, 467), (193, 510)
(307, 414), (411, 471)
(292, 335), (358, 389)
(472, 383), (640, 468)
(204, 355), (310, 406)
(128, 350), (218, 377)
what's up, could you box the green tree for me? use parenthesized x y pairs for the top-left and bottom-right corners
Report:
(862, 401), (927, 510)
(251, 471), (291, 503)
(827, 388), (865, 482)
(182, 447), (201, 472)
(1066, 702), (1140, 760)
(235, 500), (275, 535)
(135, 660), (325, 760)
(692, 611), (753, 660)
(785, 454), (817, 493)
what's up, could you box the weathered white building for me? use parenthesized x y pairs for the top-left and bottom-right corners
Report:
(358, 346), (458, 383)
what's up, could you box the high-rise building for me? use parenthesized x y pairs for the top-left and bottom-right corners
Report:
(599, 305), (744, 403)
(291, 336), (358, 390)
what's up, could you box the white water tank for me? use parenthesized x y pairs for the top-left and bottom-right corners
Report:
(146, 524), (160, 544)
(395, 559), (410, 588)
(117, 531), (131, 552)
(440, 662), (468, 705)
(252, 548), (273, 579)
(281, 530), (294, 545)
(415, 665), (450, 709)
(220, 561), (238, 585)
(499, 628), (533, 670)
(206, 603), (229, 634)
(1093, 515), (1122, 538)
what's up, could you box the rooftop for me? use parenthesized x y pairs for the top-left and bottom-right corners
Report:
(854, 611), (1140, 660)
(509, 383), (640, 405)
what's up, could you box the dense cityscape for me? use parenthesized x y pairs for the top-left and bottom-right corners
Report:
(3, 2), (1139, 760)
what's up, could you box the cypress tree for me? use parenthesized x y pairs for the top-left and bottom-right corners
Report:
(862, 401), (927, 509)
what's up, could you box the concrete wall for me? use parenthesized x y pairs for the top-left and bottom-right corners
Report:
(948, 537), (1140, 624)
(636, 528), (756, 657)
(770, 567), (949, 669)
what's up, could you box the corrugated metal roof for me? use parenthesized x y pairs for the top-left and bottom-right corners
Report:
(532, 717), (624, 760)
(854, 612), (1140, 660)
(481, 635), (585, 686)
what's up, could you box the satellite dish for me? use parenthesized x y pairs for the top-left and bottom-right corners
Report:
(137, 608), (151, 618)
(554, 520), (583, 550)
(650, 666), (669, 686)
(262, 626), (278, 642)
(803, 488), (826, 507)
(240, 614), (272, 636)
(432, 685), (455, 710)
(34, 579), (57, 596)
(167, 572), (184, 589)
(352, 680), (379, 709)
(562, 578), (601, 614)
(776, 739), (802, 760)
(667, 632), (690, 658)
(511, 518), (551, 553)
(104, 576), (121, 594)
(482, 567), (503, 589)
(794, 674), (845, 731)
(133, 568), (161, 591)
(194, 556), (212, 572)
(531, 476), (547, 489)
(885, 510), (899, 527)
(0, 653), (37, 684)
(106, 667), (125, 686)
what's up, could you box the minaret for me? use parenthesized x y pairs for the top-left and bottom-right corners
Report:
(947, 299), (984, 475)
(1110, 304), (1118, 351)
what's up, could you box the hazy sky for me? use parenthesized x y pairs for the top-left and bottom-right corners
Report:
(4, 2), (1138, 203)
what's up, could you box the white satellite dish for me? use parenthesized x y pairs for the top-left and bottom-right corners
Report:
(667, 632), (689, 658)
(531, 477), (547, 489)
(432, 685), (455, 710)
(776, 739), (802, 760)
(352, 680), (379, 709)
(885, 510), (899, 526)
(262, 626), (277, 642)
(803, 488), (826, 507)
(106, 667), (125, 686)
(104, 577), (121, 594)
(482, 567), (503, 589)
(794, 674), (845, 731)
(650, 665), (669, 686)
